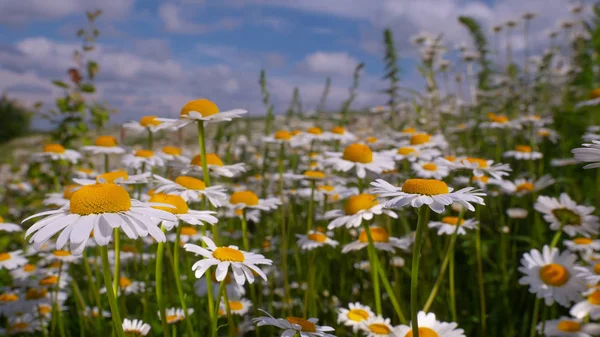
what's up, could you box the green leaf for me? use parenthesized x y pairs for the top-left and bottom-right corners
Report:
(80, 83), (96, 93)
(52, 80), (69, 89)
(87, 61), (99, 80)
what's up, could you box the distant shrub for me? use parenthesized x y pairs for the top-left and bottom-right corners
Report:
(0, 96), (33, 144)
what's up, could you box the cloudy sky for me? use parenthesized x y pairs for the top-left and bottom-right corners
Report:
(0, 0), (582, 127)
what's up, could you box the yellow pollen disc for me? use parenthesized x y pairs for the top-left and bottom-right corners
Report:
(119, 277), (132, 288)
(539, 263), (569, 286)
(318, 185), (335, 192)
(43, 144), (66, 153)
(410, 133), (432, 145)
(234, 209), (243, 216)
(212, 247), (245, 262)
(63, 185), (80, 199)
(229, 191), (259, 206)
(397, 147), (416, 155)
(275, 130), (292, 140)
(26, 288), (48, 300)
(94, 136), (118, 147)
(316, 226), (326, 233)
(304, 170), (325, 179)
(292, 130), (302, 136)
(402, 179), (449, 195)
(516, 182), (535, 192)
(286, 317), (316, 332)
(574, 238), (592, 245)
(465, 157), (489, 168)
(10, 322), (29, 331)
(39, 305), (52, 315)
(229, 301), (244, 310)
(180, 226), (198, 236)
(342, 143), (373, 163)
(162, 146), (181, 156)
(263, 240), (271, 249)
(359, 227), (390, 243)
(52, 250), (71, 257)
(347, 309), (370, 321)
(537, 130), (550, 137)
(422, 163), (437, 171)
(515, 145), (532, 153)
(0, 294), (18, 302)
(50, 261), (61, 269)
(369, 323), (391, 334)
(557, 321), (581, 332)
(593, 263), (600, 275)
(590, 88), (600, 100)
(140, 116), (162, 127)
(442, 216), (465, 225)
(331, 126), (345, 134)
(344, 194), (378, 215)
(589, 290), (600, 304)
(175, 176), (206, 190)
(39, 275), (58, 286)
(0, 253), (11, 261)
(97, 170), (129, 183)
(402, 127), (416, 133)
(181, 99), (219, 118)
(191, 153), (224, 166)
(472, 176), (489, 183)
(404, 327), (439, 337)
(135, 150), (154, 158)
(70, 183), (132, 215)
(307, 233), (328, 243)
(445, 155), (457, 162)
(166, 315), (179, 324)
(365, 137), (377, 143)
(488, 113), (509, 123)
(307, 127), (323, 135)
(24, 264), (36, 272)
(0, 215), (3, 223)
(149, 194), (189, 214)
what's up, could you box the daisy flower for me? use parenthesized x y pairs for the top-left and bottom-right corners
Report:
(500, 175), (555, 196)
(73, 167), (98, 179)
(403, 133), (448, 149)
(10, 263), (37, 281)
(253, 309), (335, 337)
(396, 311), (465, 337)
(325, 194), (397, 230)
(158, 99), (247, 129)
(507, 207), (528, 219)
(571, 287), (600, 319)
(81, 136), (126, 155)
(428, 216), (479, 235)
(371, 178), (485, 214)
(360, 316), (400, 337)
(564, 238), (600, 253)
(503, 145), (543, 160)
(575, 90), (600, 109)
(122, 150), (165, 169)
(226, 190), (281, 211)
(324, 143), (395, 179)
(6, 314), (41, 335)
(31, 144), (81, 163)
(369, 105), (391, 113)
(325, 126), (357, 143)
(184, 236), (272, 285)
(441, 156), (511, 180)
(123, 115), (172, 133)
(43, 184), (80, 207)
(43, 249), (80, 264)
(536, 128), (560, 143)
(148, 193), (218, 231)
(538, 317), (600, 337)
(122, 318), (151, 336)
(158, 308), (194, 324)
(384, 146), (440, 163)
(183, 153), (247, 178)
(0, 250), (28, 270)
(219, 298), (252, 316)
(534, 193), (599, 237)
(337, 302), (375, 333)
(263, 130), (307, 147)
(23, 183), (177, 255)
(518, 245), (584, 307)
(572, 140), (600, 169)
(0, 216), (22, 232)
(342, 226), (412, 253)
(303, 126), (328, 142)
(156, 146), (190, 164)
(75, 170), (151, 186)
(296, 231), (339, 251)
(412, 161), (450, 180)
(481, 113), (521, 129)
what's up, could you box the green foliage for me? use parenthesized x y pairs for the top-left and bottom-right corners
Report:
(286, 87), (302, 121)
(259, 69), (275, 135)
(0, 96), (33, 144)
(317, 77), (331, 117)
(383, 29), (400, 108)
(459, 16), (491, 90)
(340, 63), (365, 125)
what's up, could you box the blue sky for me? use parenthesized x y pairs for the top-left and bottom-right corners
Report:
(0, 0), (582, 126)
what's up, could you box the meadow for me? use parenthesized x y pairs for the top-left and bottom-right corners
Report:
(2, 2), (600, 337)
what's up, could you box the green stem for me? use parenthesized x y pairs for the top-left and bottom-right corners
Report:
(113, 229), (121, 295)
(104, 154), (109, 173)
(155, 225), (171, 337)
(173, 224), (195, 337)
(529, 299), (540, 337)
(362, 222), (382, 315)
(375, 256), (407, 323)
(475, 208), (486, 337)
(99, 246), (126, 337)
(410, 207), (429, 337)
(82, 249), (103, 331)
(197, 121), (211, 187)
(423, 231), (459, 311)
(221, 279), (236, 337)
(241, 210), (250, 251)
(278, 143), (291, 314)
(449, 243), (457, 322)
(307, 180), (316, 232)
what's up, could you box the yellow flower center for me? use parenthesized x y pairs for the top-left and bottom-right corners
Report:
(539, 263), (569, 286)
(286, 317), (316, 332)
(402, 179), (449, 195)
(0, 215), (3, 223)
(445, 155), (457, 162)
(307, 233), (328, 243)
(472, 176), (489, 183)
(149, 194), (189, 214)
(397, 147), (416, 155)
(275, 130), (292, 140)
(162, 146), (181, 156)
(369, 323), (391, 334)
(574, 238), (592, 245)
(331, 126), (345, 134)
(175, 176), (206, 190)
(516, 182), (535, 192)
(292, 130), (302, 136)
(342, 143), (373, 163)
(39, 305), (52, 315)
(465, 157), (489, 168)
(229, 301), (244, 310)
(181, 99), (219, 117)
(140, 116), (162, 127)
(191, 153), (224, 166)
(593, 263), (600, 275)
(515, 145), (532, 153)
(347, 309), (370, 321)
(119, 277), (132, 289)
(180, 226), (198, 236)
(229, 191), (259, 206)
(304, 170), (325, 179)
(318, 185), (335, 192)
(442, 216), (465, 225)
(39, 275), (58, 286)
(9, 322), (29, 331)
(52, 250), (71, 257)
(135, 150), (154, 158)
(488, 113), (509, 123)
(94, 136), (118, 147)
(410, 133), (431, 145)
(0, 253), (11, 261)
(70, 183), (132, 215)
(307, 127), (323, 135)
(43, 144), (66, 153)
(26, 288), (48, 300)
(557, 320), (581, 332)
(24, 264), (36, 272)
(344, 194), (378, 215)
(166, 315), (180, 324)
(212, 247), (245, 262)
(0, 293), (18, 302)
(359, 227), (390, 243)
(589, 290), (600, 304)
(365, 137), (377, 143)
(537, 130), (550, 137)
(97, 170), (129, 183)
(62, 184), (80, 199)
(422, 163), (437, 171)
(590, 88), (600, 100)
(402, 127), (416, 133)
(404, 327), (439, 337)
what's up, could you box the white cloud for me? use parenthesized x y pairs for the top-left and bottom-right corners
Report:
(0, 0), (134, 23)
(158, 3), (242, 34)
(302, 52), (360, 76)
